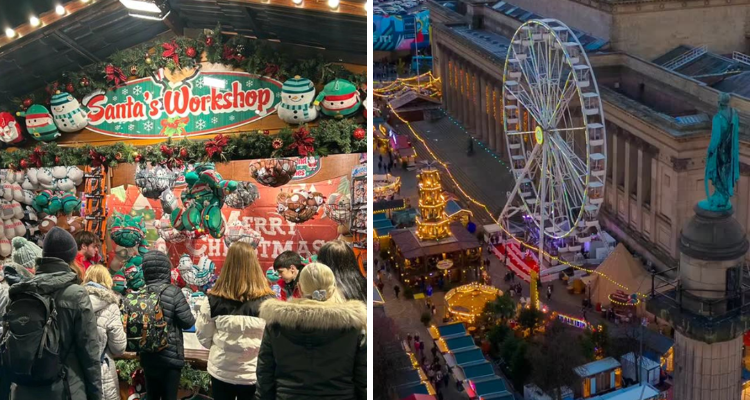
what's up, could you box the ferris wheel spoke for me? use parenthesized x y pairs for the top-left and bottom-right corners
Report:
(548, 70), (576, 128)
(513, 44), (547, 124)
(547, 144), (577, 229)
(548, 134), (588, 209)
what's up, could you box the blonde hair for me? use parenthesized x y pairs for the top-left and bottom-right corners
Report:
(298, 262), (344, 303)
(83, 264), (113, 289)
(210, 242), (275, 302)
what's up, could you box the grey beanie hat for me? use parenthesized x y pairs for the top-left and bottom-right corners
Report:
(11, 237), (43, 272)
(42, 227), (78, 264)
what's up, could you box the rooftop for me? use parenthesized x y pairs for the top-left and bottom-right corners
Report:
(575, 357), (621, 378)
(589, 384), (660, 400)
(391, 223), (481, 259)
(462, 361), (496, 381)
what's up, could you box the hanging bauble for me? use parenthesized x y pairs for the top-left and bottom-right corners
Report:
(79, 77), (90, 87)
(324, 192), (352, 226)
(263, 130), (270, 135)
(272, 138), (283, 150)
(54, 156), (60, 164)
(205, 36), (215, 47)
(224, 181), (260, 209)
(135, 164), (176, 199)
(145, 56), (152, 65)
(186, 47), (197, 58)
(134, 154), (143, 163)
(249, 158), (297, 188)
(65, 83), (75, 93)
(276, 189), (325, 224)
(353, 127), (365, 140)
(22, 98), (32, 109)
(130, 65), (138, 75)
(179, 148), (188, 159)
(19, 160), (28, 169)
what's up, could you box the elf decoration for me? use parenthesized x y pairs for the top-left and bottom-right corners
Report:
(171, 163), (237, 238)
(0, 112), (25, 146)
(315, 79), (361, 119)
(276, 189), (325, 223)
(50, 91), (89, 133)
(278, 76), (318, 124)
(17, 105), (60, 142)
(249, 158), (297, 188)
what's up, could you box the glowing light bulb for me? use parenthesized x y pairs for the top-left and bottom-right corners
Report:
(30, 16), (40, 27)
(56, 5), (66, 15)
(5, 28), (15, 38)
(327, 0), (339, 8)
(292, 0), (303, 5)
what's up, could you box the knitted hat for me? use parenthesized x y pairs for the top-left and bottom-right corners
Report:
(282, 76), (314, 95)
(11, 236), (42, 272)
(42, 227), (78, 263)
(4, 261), (34, 285)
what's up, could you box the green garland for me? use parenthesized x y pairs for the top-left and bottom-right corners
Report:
(116, 359), (211, 393)
(2, 119), (366, 170)
(2, 23), (365, 109)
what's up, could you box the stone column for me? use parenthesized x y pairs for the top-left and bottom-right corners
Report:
(474, 69), (481, 135)
(461, 63), (470, 129)
(488, 85), (497, 152)
(496, 85), (505, 157)
(650, 156), (657, 239)
(636, 145), (644, 231)
(673, 332), (743, 400)
(481, 75), (489, 144)
(611, 127), (619, 214)
(456, 62), (465, 125)
(624, 138), (631, 224)
(445, 55), (454, 115)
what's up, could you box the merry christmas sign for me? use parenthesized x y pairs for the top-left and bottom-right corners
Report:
(84, 70), (282, 138)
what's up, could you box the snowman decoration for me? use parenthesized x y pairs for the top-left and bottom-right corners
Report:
(315, 79), (361, 119)
(278, 76), (318, 124)
(50, 91), (88, 133)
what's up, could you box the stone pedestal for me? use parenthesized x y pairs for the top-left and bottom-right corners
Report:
(673, 331), (743, 400)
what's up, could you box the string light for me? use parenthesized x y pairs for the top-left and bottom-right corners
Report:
(4, 28), (15, 38)
(327, 0), (340, 9)
(292, 0), (303, 5)
(56, 5), (66, 15)
(389, 103), (643, 298)
(29, 16), (40, 27)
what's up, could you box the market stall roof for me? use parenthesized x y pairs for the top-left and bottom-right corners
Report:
(374, 199), (405, 213)
(586, 244), (651, 311)
(388, 90), (442, 112)
(395, 383), (430, 399)
(391, 223), (481, 259)
(460, 361), (495, 382)
(391, 135), (412, 150)
(0, 0), (366, 103)
(483, 224), (502, 235)
(575, 357), (621, 378)
(432, 322), (467, 339)
(446, 200), (471, 218)
(473, 377), (511, 399)
(588, 383), (660, 400)
(621, 352), (661, 372)
(453, 348), (485, 367)
(444, 335), (475, 352)
(392, 208), (418, 226)
(390, 368), (423, 388)
(614, 327), (674, 359)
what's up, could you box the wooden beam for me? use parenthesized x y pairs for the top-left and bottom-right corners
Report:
(229, 0), (366, 18)
(162, 9), (185, 36)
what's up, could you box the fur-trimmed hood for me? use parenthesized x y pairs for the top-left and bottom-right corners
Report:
(85, 284), (120, 313)
(260, 298), (366, 331)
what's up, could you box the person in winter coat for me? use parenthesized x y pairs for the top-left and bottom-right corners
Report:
(9, 227), (102, 400)
(317, 240), (367, 302)
(196, 242), (275, 400)
(10, 237), (42, 275)
(83, 265), (126, 400)
(139, 250), (196, 400)
(255, 263), (367, 400)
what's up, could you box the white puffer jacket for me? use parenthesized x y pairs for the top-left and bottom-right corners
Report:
(85, 283), (126, 400)
(195, 294), (271, 385)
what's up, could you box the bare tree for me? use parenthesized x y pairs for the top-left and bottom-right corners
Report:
(374, 311), (403, 400)
(529, 321), (586, 400)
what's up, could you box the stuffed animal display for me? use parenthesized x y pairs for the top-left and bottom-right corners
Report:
(17, 104), (60, 142)
(324, 192), (352, 226)
(224, 181), (260, 209)
(249, 158), (297, 188)
(135, 164), (177, 199)
(50, 91), (89, 133)
(276, 189), (325, 223)
(155, 214), (189, 243)
(0, 112), (25, 146)
(171, 163), (237, 238)
(223, 221), (263, 248)
(278, 76), (318, 124)
(110, 212), (149, 290)
(177, 254), (216, 287)
(315, 79), (361, 119)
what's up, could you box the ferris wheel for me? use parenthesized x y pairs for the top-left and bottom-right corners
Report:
(500, 19), (607, 259)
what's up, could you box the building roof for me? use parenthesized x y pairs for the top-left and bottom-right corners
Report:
(449, 26), (511, 59)
(575, 357), (621, 378)
(445, 335), (476, 352)
(389, 90), (442, 112)
(621, 352), (661, 371)
(374, 199), (406, 213)
(391, 223), (481, 259)
(588, 384), (660, 400)
(613, 327), (674, 355)
(653, 45), (750, 78)
(461, 361), (496, 381)
(713, 72), (750, 99)
(437, 322), (467, 338)
(446, 200), (468, 217)
(395, 382), (430, 399)
(473, 377), (509, 397)
(454, 348), (486, 366)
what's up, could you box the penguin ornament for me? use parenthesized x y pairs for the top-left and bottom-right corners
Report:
(50, 91), (89, 132)
(315, 79), (361, 119)
(17, 105), (60, 142)
(278, 76), (318, 124)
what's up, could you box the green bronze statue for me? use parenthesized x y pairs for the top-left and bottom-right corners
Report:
(699, 93), (740, 212)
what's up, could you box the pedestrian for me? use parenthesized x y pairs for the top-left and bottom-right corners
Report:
(407, 333), (413, 349)
(582, 308), (588, 321)
(379, 154), (383, 164)
(415, 333), (420, 343)
(418, 340), (425, 358)
(437, 390), (444, 400)
(511, 272), (515, 282)
(509, 287), (514, 297)
(83, 264), (127, 400)
(255, 263), (366, 399)
(131, 251), (196, 400)
(196, 242), (276, 400)
(428, 368), (435, 385)
(377, 280), (385, 294)
(432, 304), (437, 317)
(431, 345), (438, 359)
(443, 366), (450, 386)
(547, 285), (552, 301)
(378, 161), (382, 171)
(436, 370), (443, 388)
(6, 227), (102, 400)
(394, 284), (401, 299)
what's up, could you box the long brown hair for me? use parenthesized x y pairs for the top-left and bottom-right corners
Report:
(210, 242), (274, 302)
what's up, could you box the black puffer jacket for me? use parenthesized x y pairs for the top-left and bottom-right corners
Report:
(255, 298), (367, 400)
(9, 257), (102, 400)
(138, 251), (196, 370)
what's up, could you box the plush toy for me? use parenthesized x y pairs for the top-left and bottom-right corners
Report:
(38, 215), (57, 234)
(17, 105), (60, 142)
(171, 163), (237, 238)
(110, 212), (147, 251)
(135, 165), (176, 199)
(177, 254), (215, 287)
(0, 112), (24, 146)
(50, 91), (88, 132)
(160, 189), (178, 214)
(224, 182), (260, 209)
(223, 221), (263, 248)
(324, 192), (352, 226)
(178, 254), (195, 285)
(266, 267), (282, 299)
(155, 214), (187, 243)
(315, 79), (361, 119)
(172, 267), (186, 288)
(276, 190), (325, 223)
(112, 269), (127, 294)
(249, 158), (297, 188)
(278, 76), (318, 124)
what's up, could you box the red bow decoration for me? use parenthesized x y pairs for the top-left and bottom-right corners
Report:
(222, 45), (245, 63)
(288, 127), (315, 157)
(264, 63), (279, 77)
(105, 65), (127, 88)
(205, 134), (229, 158)
(29, 147), (46, 168)
(89, 149), (108, 168)
(162, 41), (180, 68)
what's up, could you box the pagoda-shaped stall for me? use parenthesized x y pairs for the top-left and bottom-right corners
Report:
(416, 167), (450, 241)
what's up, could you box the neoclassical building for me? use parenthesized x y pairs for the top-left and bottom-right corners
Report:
(428, 0), (750, 271)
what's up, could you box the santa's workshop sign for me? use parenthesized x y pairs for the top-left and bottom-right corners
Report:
(84, 70), (282, 138)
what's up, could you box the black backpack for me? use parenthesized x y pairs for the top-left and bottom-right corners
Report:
(0, 289), (67, 386)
